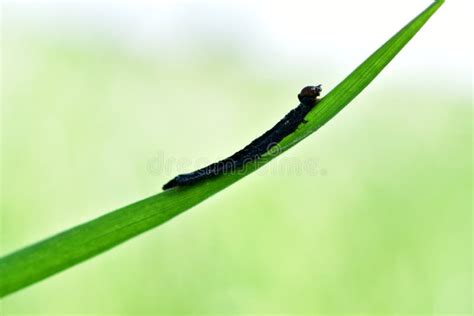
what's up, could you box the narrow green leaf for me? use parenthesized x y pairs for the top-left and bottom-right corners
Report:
(0, 0), (444, 298)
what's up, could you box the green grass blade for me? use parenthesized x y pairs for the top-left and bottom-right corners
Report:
(0, 0), (444, 298)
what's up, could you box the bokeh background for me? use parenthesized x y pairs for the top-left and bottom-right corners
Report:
(1, 0), (472, 314)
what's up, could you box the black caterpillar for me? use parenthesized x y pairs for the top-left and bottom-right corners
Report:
(162, 84), (322, 190)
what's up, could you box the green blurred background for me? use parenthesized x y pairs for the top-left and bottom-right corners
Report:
(1, 0), (472, 314)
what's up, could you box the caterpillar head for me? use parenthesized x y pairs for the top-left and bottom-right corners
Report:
(298, 84), (322, 106)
